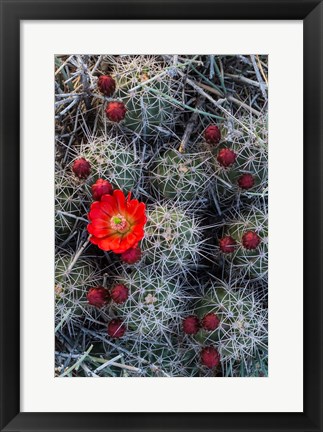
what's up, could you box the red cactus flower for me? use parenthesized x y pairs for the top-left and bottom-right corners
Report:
(111, 284), (129, 304)
(105, 101), (127, 122)
(107, 319), (126, 338)
(98, 75), (116, 97)
(202, 313), (220, 331)
(217, 148), (237, 168)
(91, 178), (113, 201)
(204, 125), (221, 145)
(121, 246), (142, 264)
(87, 286), (110, 308)
(219, 235), (237, 253)
(72, 157), (91, 179)
(200, 346), (220, 368)
(183, 315), (200, 335)
(238, 173), (255, 190)
(242, 231), (261, 250)
(87, 189), (147, 254)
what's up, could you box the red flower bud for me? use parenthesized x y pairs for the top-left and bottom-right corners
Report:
(242, 231), (261, 250)
(204, 125), (221, 145)
(183, 315), (200, 335)
(238, 173), (255, 190)
(202, 313), (220, 331)
(217, 148), (237, 168)
(105, 101), (127, 122)
(219, 236), (237, 253)
(98, 75), (116, 97)
(110, 284), (129, 304)
(107, 319), (126, 338)
(72, 157), (91, 179)
(120, 246), (142, 264)
(91, 178), (113, 201)
(87, 286), (110, 308)
(200, 346), (220, 368)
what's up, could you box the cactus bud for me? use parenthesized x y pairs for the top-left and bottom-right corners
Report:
(107, 319), (126, 338)
(98, 75), (116, 97)
(183, 315), (200, 335)
(219, 235), (237, 253)
(200, 346), (220, 368)
(217, 148), (237, 168)
(238, 173), (255, 190)
(242, 231), (261, 250)
(110, 284), (129, 304)
(91, 178), (113, 201)
(72, 157), (91, 179)
(87, 286), (110, 308)
(105, 101), (127, 122)
(120, 246), (142, 264)
(204, 125), (221, 145)
(202, 313), (220, 331)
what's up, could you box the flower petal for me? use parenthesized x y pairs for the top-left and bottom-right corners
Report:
(113, 189), (126, 213)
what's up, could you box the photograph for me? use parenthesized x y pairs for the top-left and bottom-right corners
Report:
(54, 54), (268, 378)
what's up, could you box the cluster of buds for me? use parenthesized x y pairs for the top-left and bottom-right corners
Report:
(87, 284), (130, 339)
(97, 74), (127, 123)
(182, 313), (221, 368)
(204, 124), (255, 190)
(182, 312), (220, 334)
(87, 283), (129, 308)
(219, 231), (261, 253)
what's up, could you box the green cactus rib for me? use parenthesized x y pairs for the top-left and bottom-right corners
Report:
(220, 205), (268, 281)
(55, 250), (102, 326)
(193, 281), (268, 368)
(150, 149), (214, 202)
(142, 203), (206, 272)
(80, 137), (142, 193)
(55, 166), (89, 241)
(111, 266), (187, 339)
(111, 55), (175, 137)
(210, 114), (268, 207)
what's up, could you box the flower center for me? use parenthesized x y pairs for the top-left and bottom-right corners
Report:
(110, 214), (128, 232)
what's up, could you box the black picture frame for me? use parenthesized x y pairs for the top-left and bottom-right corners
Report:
(0, 1), (322, 431)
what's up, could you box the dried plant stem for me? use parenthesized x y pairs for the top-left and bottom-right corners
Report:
(60, 344), (93, 377)
(250, 55), (267, 99)
(179, 95), (205, 152)
(66, 236), (90, 275)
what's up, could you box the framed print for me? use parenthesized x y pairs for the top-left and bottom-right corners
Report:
(0, 1), (322, 431)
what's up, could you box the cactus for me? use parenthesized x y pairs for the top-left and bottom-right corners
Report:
(80, 137), (143, 194)
(121, 338), (198, 377)
(55, 250), (102, 326)
(55, 54), (269, 378)
(218, 205), (268, 281)
(55, 166), (87, 241)
(150, 149), (213, 203)
(192, 281), (268, 374)
(142, 203), (205, 272)
(110, 266), (188, 340)
(209, 114), (268, 208)
(112, 55), (175, 137)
